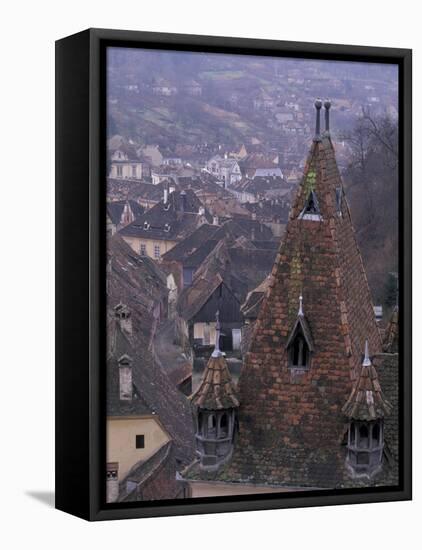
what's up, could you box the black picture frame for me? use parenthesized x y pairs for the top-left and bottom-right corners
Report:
(55, 28), (412, 521)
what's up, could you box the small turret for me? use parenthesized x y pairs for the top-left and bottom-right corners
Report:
(190, 311), (239, 470)
(342, 341), (392, 477)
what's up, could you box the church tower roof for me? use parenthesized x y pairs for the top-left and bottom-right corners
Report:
(226, 100), (383, 488)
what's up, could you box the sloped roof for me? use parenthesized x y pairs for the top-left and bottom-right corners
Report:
(107, 234), (195, 466)
(190, 355), (239, 410)
(176, 230), (277, 322)
(161, 224), (219, 263)
(214, 107), (389, 489)
(241, 275), (271, 320)
(107, 200), (144, 225)
(373, 352), (399, 463)
(383, 306), (399, 353)
(342, 343), (392, 421)
(107, 178), (166, 203)
(120, 189), (212, 241)
(120, 441), (180, 502)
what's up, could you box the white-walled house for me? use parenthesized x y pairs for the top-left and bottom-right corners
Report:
(206, 155), (242, 188)
(109, 149), (144, 179)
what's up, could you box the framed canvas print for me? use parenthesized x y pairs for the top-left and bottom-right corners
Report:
(55, 28), (412, 521)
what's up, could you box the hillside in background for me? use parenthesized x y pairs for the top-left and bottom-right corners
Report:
(107, 48), (398, 150)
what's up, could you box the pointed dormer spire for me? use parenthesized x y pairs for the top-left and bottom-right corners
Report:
(324, 99), (331, 136)
(362, 339), (371, 366)
(212, 310), (222, 358)
(298, 294), (304, 316)
(314, 98), (323, 142)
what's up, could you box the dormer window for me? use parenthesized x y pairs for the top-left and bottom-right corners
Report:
(288, 328), (310, 369)
(299, 191), (322, 221)
(286, 295), (314, 371)
(164, 223), (170, 232)
(143, 221), (150, 230)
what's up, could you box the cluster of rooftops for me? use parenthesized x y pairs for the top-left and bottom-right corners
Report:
(106, 101), (399, 501)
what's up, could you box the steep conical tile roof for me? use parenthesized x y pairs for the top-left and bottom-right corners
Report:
(342, 341), (392, 421)
(224, 102), (383, 488)
(190, 355), (240, 410)
(190, 313), (239, 410)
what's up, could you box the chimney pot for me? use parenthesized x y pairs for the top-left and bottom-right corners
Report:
(324, 99), (331, 135)
(314, 98), (322, 142)
(180, 191), (187, 213)
(114, 303), (132, 336)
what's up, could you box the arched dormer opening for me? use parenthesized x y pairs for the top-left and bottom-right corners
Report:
(286, 295), (314, 371)
(299, 191), (322, 221)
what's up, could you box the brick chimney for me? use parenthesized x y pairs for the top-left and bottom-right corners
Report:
(114, 302), (132, 336)
(118, 353), (133, 401)
(106, 463), (119, 503)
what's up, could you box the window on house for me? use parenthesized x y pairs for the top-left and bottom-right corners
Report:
(183, 267), (194, 288)
(132, 165), (137, 177)
(117, 165), (123, 177)
(372, 423), (380, 445)
(198, 412), (204, 435)
(350, 422), (356, 445)
(154, 245), (161, 259)
(359, 425), (369, 448)
(135, 435), (145, 449)
(288, 329), (310, 369)
(356, 452), (369, 465)
(220, 413), (228, 437)
(140, 244), (147, 256)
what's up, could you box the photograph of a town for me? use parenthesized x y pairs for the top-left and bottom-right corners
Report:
(106, 47), (399, 503)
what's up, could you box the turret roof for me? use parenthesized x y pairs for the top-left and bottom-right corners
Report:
(190, 354), (239, 410)
(342, 342), (392, 421)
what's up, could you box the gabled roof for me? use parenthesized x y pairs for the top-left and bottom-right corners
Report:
(120, 189), (212, 242)
(120, 441), (181, 503)
(230, 175), (288, 194)
(177, 272), (224, 321)
(190, 354), (239, 410)
(285, 311), (314, 352)
(219, 105), (387, 489)
(107, 178), (166, 204)
(107, 200), (144, 225)
(342, 342), (392, 421)
(107, 233), (195, 465)
(241, 275), (271, 320)
(161, 224), (219, 263)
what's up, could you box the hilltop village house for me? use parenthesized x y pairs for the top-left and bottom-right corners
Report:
(109, 147), (144, 180)
(120, 188), (211, 259)
(206, 155), (242, 188)
(181, 101), (398, 496)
